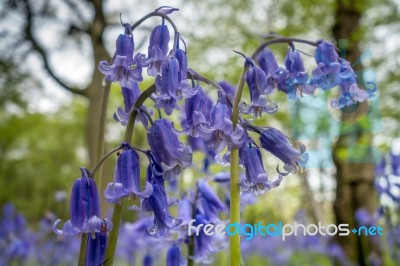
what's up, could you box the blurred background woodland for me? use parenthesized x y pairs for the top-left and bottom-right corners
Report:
(0, 0), (399, 265)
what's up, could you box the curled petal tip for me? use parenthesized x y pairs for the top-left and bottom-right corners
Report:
(53, 219), (63, 235)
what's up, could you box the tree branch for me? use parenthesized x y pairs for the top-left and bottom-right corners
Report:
(22, 0), (87, 97)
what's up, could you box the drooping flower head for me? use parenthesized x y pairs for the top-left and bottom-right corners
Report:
(53, 168), (112, 235)
(310, 40), (342, 90)
(330, 82), (376, 109)
(259, 127), (308, 174)
(153, 56), (198, 115)
(197, 100), (245, 152)
(129, 182), (182, 236)
(281, 48), (315, 98)
(197, 180), (226, 222)
(147, 24), (170, 76)
(239, 141), (283, 195)
(240, 57), (278, 118)
(181, 86), (213, 136)
(104, 143), (153, 203)
(242, 122), (308, 175)
(99, 23), (146, 86)
(218, 81), (236, 104)
(113, 81), (141, 125)
(257, 48), (288, 89)
(147, 119), (192, 180)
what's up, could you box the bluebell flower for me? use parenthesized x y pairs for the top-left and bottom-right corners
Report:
(250, 126), (308, 174)
(129, 182), (182, 236)
(218, 81), (236, 103)
(166, 244), (181, 266)
(257, 48), (288, 89)
(113, 82), (141, 125)
(197, 102), (245, 152)
(197, 180), (226, 222)
(192, 214), (226, 263)
(240, 58), (278, 118)
(85, 221), (109, 266)
(99, 23), (146, 86)
(147, 24), (170, 76)
(147, 119), (192, 180)
(281, 49), (316, 98)
(181, 86), (213, 136)
(154, 56), (198, 115)
(104, 143), (153, 203)
(175, 48), (188, 83)
(310, 40), (342, 90)
(239, 142), (283, 195)
(330, 81), (376, 109)
(53, 168), (112, 235)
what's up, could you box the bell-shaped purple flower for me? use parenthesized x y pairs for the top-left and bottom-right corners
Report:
(99, 24), (146, 86)
(104, 143), (153, 203)
(154, 56), (197, 115)
(218, 81), (236, 103)
(181, 86), (213, 136)
(310, 40), (342, 90)
(113, 82), (141, 125)
(330, 82), (376, 109)
(259, 127), (308, 174)
(240, 59), (278, 118)
(53, 168), (112, 235)
(175, 48), (188, 83)
(257, 48), (288, 87)
(197, 102), (245, 152)
(281, 49), (315, 98)
(85, 221), (109, 266)
(129, 182), (182, 236)
(239, 143), (283, 195)
(166, 244), (181, 266)
(147, 24), (170, 76)
(197, 180), (226, 222)
(147, 119), (192, 180)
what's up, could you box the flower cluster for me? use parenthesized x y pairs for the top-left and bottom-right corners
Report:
(49, 6), (378, 265)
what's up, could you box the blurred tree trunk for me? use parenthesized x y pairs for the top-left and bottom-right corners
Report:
(331, 0), (381, 264)
(19, 0), (111, 167)
(86, 0), (110, 168)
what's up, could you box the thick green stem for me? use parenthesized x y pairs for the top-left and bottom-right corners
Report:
(104, 84), (156, 265)
(229, 68), (248, 266)
(78, 80), (111, 266)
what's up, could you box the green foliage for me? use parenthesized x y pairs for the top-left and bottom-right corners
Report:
(0, 98), (87, 221)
